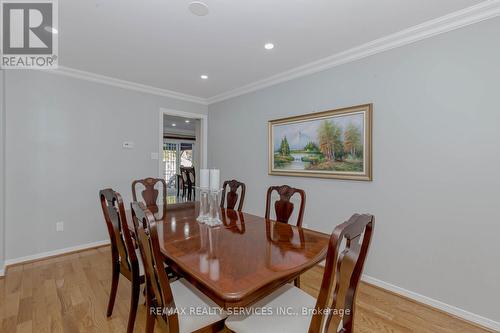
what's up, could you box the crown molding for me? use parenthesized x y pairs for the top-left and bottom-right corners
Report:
(35, 1), (500, 106)
(207, 0), (500, 104)
(47, 66), (208, 105)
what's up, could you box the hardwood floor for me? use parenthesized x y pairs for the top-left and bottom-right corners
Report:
(0, 246), (494, 333)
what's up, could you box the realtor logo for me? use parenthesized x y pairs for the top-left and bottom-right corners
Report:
(1, 0), (58, 69)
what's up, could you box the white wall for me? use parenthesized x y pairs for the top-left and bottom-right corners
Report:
(0, 70), (5, 274)
(4, 70), (207, 262)
(208, 18), (500, 323)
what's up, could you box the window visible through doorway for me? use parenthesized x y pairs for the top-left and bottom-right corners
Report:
(163, 141), (194, 189)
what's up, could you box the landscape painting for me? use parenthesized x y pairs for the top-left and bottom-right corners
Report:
(268, 104), (372, 181)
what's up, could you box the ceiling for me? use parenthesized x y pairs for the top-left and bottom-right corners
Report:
(163, 115), (198, 134)
(59, 0), (486, 99)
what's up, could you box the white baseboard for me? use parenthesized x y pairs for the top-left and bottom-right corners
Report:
(4, 240), (110, 269)
(361, 275), (500, 332)
(316, 261), (499, 331)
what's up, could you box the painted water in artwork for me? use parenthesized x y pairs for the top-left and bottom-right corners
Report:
(273, 112), (364, 172)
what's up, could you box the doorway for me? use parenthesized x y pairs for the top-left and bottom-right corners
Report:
(159, 109), (207, 198)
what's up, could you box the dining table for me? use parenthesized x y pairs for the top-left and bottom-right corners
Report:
(127, 201), (330, 309)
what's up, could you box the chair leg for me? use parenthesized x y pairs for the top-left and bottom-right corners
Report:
(127, 277), (141, 333)
(294, 276), (301, 288)
(106, 263), (119, 317)
(145, 293), (155, 333)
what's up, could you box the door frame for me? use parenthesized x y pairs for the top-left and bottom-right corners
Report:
(159, 108), (208, 180)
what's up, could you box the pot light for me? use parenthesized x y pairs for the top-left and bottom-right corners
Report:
(264, 43), (274, 50)
(189, 1), (209, 16)
(200, 75), (208, 80)
(172, 123), (176, 127)
(185, 120), (190, 123)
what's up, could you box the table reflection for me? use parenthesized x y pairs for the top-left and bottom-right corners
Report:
(221, 208), (246, 234)
(198, 223), (221, 281)
(265, 220), (306, 271)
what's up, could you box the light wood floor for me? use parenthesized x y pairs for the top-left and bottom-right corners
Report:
(0, 246), (494, 333)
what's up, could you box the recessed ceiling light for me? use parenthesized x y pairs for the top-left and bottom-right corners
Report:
(44, 26), (58, 34)
(188, 1), (209, 16)
(172, 123), (176, 127)
(264, 43), (274, 50)
(185, 120), (190, 123)
(200, 75), (208, 80)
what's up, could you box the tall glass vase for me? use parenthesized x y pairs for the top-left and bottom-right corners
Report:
(207, 189), (222, 227)
(196, 188), (210, 223)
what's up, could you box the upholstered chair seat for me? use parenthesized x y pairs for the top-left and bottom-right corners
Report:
(225, 284), (315, 333)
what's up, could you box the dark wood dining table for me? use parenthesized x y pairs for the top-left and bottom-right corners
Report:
(128, 202), (329, 309)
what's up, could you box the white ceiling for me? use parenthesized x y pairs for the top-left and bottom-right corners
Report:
(163, 115), (198, 134)
(60, 0), (486, 99)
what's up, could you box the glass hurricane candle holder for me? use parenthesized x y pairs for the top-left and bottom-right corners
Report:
(196, 187), (210, 223)
(206, 188), (222, 227)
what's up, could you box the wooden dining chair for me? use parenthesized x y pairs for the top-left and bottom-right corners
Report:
(225, 213), (374, 333)
(131, 202), (227, 333)
(187, 167), (195, 200)
(131, 177), (167, 217)
(179, 167), (195, 199)
(265, 185), (306, 227)
(99, 189), (144, 333)
(220, 179), (246, 211)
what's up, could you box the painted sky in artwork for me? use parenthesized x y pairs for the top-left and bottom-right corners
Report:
(273, 112), (364, 151)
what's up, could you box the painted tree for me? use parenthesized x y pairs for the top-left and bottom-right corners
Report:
(318, 120), (345, 161)
(279, 136), (291, 156)
(304, 141), (319, 152)
(344, 122), (362, 159)
(333, 125), (345, 161)
(318, 120), (333, 160)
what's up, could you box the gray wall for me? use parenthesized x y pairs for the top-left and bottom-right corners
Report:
(4, 70), (207, 261)
(0, 70), (5, 273)
(208, 18), (500, 322)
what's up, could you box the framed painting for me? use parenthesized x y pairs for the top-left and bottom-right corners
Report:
(268, 104), (372, 181)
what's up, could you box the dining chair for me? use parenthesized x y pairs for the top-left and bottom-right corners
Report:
(225, 213), (374, 333)
(131, 177), (167, 217)
(187, 167), (195, 200)
(131, 201), (227, 333)
(265, 185), (306, 227)
(176, 173), (183, 197)
(99, 189), (144, 333)
(220, 179), (246, 211)
(179, 167), (195, 199)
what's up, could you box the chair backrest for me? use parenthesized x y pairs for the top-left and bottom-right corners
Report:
(220, 179), (246, 211)
(99, 189), (138, 276)
(309, 214), (374, 333)
(180, 167), (189, 184)
(187, 167), (195, 185)
(131, 202), (179, 332)
(265, 185), (306, 227)
(131, 178), (167, 215)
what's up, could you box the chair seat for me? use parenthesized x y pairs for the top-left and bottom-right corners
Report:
(171, 279), (227, 333)
(225, 284), (316, 333)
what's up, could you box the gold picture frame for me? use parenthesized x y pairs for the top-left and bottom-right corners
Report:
(268, 104), (372, 181)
